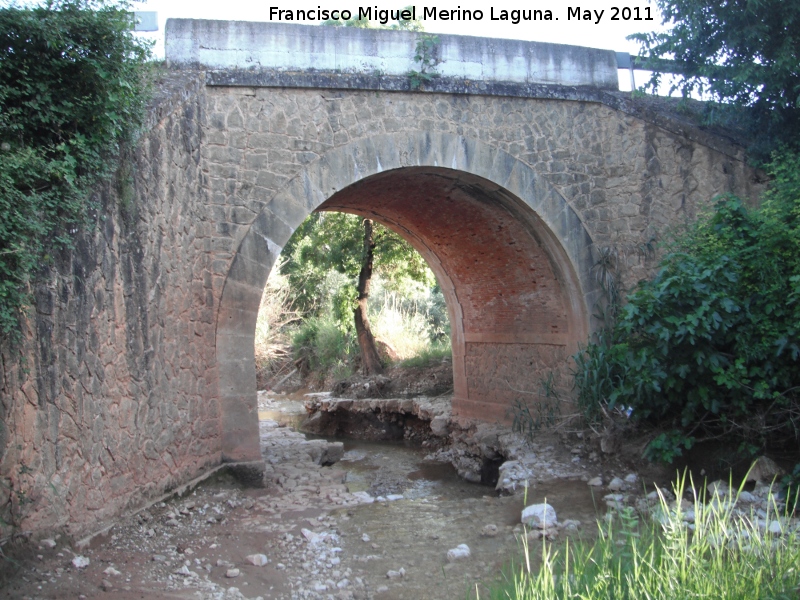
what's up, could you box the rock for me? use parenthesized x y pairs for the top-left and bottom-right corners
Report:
(361, 533), (371, 542)
(562, 519), (581, 532)
(446, 544), (471, 562)
(588, 477), (603, 487)
(608, 477), (625, 491)
(351, 491), (375, 504)
(481, 524), (499, 537)
(217, 559), (235, 568)
(174, 565), (194, 576)
(72, 556), (90, 569)
(40, 538), (57, 549)
(430, 415), (450, 437)
(386, 494), (404, 501)
(737, 491), (757, 505)
(624, 473), (638, 484)
(245, 553), (268, 566)
(377, 586), (389, 593)
(747, 456), (784, 484)
(103, 567), (121, 577)
(768, 520), (783, 535)
(708, 480), (730, 497)
(152, 554), (167, 563)
(386, 569), (405, 579)
(226, 568), (240, 578)
(100, 579), (113, 592)
(459, 468), (482, 484)
(321, 442), (344, 466)
(521, 503), (557, 529)
(165, 518), (180, 527)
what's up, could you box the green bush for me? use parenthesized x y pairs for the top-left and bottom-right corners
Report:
(574, 151), (800, 461)
(0, 0), (151, 338)
(293, 313), (357, 375)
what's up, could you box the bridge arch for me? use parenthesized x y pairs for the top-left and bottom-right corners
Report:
(216, 131), (600, 461)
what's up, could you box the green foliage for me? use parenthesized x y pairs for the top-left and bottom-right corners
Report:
(281, 212), (433, 321)
(630, 0), (800, 157)
(279, 211), (446, 374)
(397, 340), (451, 369)
(781, 463), (800, 515)
(408, 33), (440, 90)
(573, 151), (800, 462)
(292, 311), (357, 376)
(488, 474), (800, 600)
(510, 373), (563, 442)
(0, 0), (151, 339)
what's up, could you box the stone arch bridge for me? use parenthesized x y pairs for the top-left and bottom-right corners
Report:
(0, 20), (761, 537)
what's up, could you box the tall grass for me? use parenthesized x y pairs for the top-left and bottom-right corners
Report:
(488, 476), (800, 600)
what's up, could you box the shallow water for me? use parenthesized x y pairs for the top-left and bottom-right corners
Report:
(257, 391), (602, 599)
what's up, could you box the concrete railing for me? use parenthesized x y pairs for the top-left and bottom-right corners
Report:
(165, 19), (619, 90)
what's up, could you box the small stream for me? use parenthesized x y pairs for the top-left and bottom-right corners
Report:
(259, 392), (601, 599)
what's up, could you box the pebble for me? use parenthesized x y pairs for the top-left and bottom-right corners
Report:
(608, 477), (625, 491)
(588, 477), (603, 487)
(386, 568), (405, 579)
(226, 568), (240, 578)
(40, 539), (56, 549)
(446, 544), (471, 562)
(72, 556), (90, 569)
(521, 503), (557, 529)
(246, 554), (269, 566)
(481, 524), (499, 537)
(103, 567), (121, 577)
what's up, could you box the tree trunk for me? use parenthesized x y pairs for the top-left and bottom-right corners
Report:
(354, 218), (384, 375)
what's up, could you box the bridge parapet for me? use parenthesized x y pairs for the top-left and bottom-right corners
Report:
(165, 19), (619, 90)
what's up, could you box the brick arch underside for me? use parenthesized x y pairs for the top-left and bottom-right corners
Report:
(216, 133), (599, 461)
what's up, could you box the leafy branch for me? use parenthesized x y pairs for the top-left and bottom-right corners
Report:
(408, 34), (441, 90)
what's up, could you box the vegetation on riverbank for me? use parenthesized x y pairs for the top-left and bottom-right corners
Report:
(572, 151), (800, 463)
(0, 0), (152, 340)
(488, 474), (800, 600)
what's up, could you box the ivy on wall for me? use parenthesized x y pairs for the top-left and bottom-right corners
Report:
(0, 0), (151, 340)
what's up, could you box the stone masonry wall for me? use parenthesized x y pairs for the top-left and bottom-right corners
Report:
(203, 86), (761, 292)
(0, 72), (222, 540)
(203, 85), (762, 423)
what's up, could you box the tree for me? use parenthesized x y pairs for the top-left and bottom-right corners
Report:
(630, 0), (800, 157)
(299, 10), (425, 374)
(281, 212), (432, 375)
(0, 0), (151, 338)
